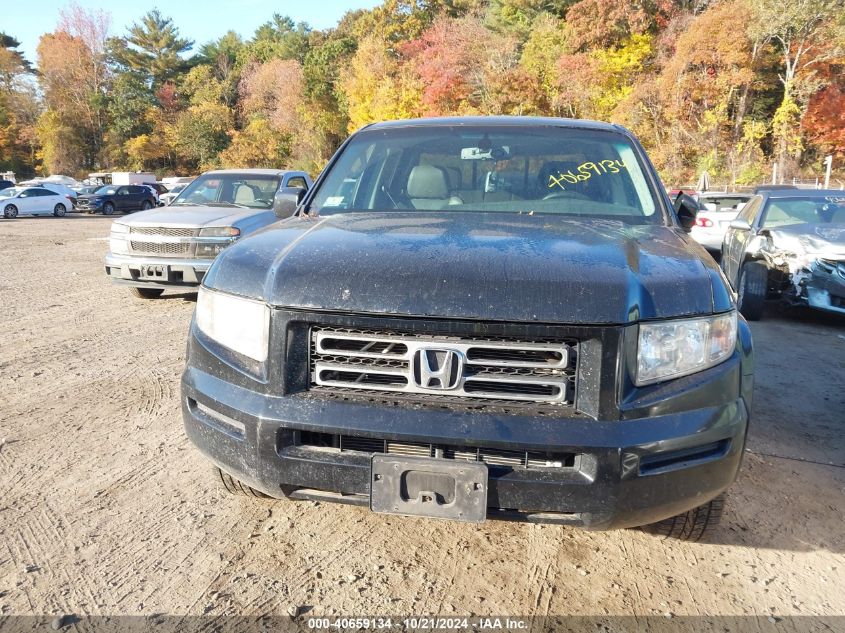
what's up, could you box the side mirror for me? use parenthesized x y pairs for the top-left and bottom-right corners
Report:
(673, 193), (699, 232)
(729, 219), (752, 231)
(273, 186), (307, 219)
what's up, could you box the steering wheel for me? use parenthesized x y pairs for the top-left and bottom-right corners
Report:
(542, 190), (590, 201)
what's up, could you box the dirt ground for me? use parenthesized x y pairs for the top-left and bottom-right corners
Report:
(1, 216), (844, 625)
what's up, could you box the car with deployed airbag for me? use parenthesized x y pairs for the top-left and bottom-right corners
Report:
(182, 117), (753, 540)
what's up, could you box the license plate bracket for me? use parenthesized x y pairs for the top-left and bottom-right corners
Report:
(370, 455), (488, 523)
(139, 265), (169, 281)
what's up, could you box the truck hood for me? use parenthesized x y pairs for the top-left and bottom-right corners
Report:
(113, 204), (264, 228)
(205, 212), (732, 324)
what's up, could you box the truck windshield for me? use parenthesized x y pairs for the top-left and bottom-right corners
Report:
(172, 174), (281, 209)
(310, 125), (664, 223)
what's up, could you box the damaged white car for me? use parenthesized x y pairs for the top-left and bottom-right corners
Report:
(721, 190), (845, 320)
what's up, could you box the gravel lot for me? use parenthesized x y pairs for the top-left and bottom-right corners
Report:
(1, 216), (844, 624)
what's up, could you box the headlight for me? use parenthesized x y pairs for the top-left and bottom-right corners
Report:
(196, 287), (269, 362)
(197, 227), (240, 257)
(109, 222), (129, 254)
(199, 226), (240, 237)
(636, 311), (737, 385)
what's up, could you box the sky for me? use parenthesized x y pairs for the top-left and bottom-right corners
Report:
(4, 0), (381, 65)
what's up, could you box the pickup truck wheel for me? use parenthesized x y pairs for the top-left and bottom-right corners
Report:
(642, 494), (725, 541)
(737, 262), (767, 321)
(131, 287), (164, 299)
(53, 203), (67, 217)
(4, 204), (17, 219)
(216, 467), (271, 498)
(103, 202), (115, 215)
(141, 200), (153, 210)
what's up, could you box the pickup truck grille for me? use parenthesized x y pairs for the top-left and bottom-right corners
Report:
(128, 227), (198, 256)
(130, 227), (197, 237)
(309, 327), (577, 406)
(129, 241), (192, 256)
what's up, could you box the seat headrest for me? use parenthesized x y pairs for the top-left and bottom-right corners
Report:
(407, 165), (449, 199)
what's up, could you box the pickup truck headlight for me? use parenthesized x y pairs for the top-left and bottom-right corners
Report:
(109, 222), (129, 255)
(199, 227), (240, 237)
(636, 311), (737, 385)
(196, 287), (269, 362)
(196, 227), (240, 258)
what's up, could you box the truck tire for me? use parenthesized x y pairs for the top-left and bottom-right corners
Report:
(131, 287), (164, 299)
(642, 494), (725, 541)
(737, 262), (767, 321)
(216, 467), (271, 498)
(103, 202), (115, 215)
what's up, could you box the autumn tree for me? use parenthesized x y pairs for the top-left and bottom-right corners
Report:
(0, 33), (38, 175)
(402, 15), (529, 115)
(37, 3), (111, 174)
(748, 0), (845, 176)
(802, 60), (845, 161)
(487, 0), (574, 39)
(564, 0), (677, 49)
(520, 14), (573, 114)
(219, 118), (290, 168)
(343, 35), (422, 130)
(657, 1), (756, 181)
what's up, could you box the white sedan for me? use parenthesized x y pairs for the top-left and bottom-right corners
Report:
(0, 187), (71, 218)
(159, 183), (188, 205)
(689, 193), (752, 251)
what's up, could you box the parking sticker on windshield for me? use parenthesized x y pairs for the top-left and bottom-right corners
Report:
(324, 196), (345, 207)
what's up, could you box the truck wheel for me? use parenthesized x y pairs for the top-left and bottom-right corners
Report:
(141, 200), (153, 210)
(216, 467), (271, 498)
(103, 202), (115, 215)
(642, 494), (725, 541)
(737, 262), (767, 321)
(4, 204), (17, 219)
(131, 287), (164, 299)
(53, 203), (67, 217)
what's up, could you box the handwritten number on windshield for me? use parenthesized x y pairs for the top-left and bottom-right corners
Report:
(548, 160), (628, 190)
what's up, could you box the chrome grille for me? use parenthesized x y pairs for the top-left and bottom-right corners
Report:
(310, 327), (576, 405)
(129, 241), (191, 256)
(298, 432), (576, 469)
(130, 226), (197, 237)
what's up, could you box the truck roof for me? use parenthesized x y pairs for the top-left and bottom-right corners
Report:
(363, 116), (623, 133)
(203, 169), (305, 176)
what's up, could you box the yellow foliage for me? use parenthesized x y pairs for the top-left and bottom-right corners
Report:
(219, 118), (290, 168)
(342, 36), (422, 131)
(591, 34), (653, 120)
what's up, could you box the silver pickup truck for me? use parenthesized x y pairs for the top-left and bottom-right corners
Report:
(104, 169), (312, 298)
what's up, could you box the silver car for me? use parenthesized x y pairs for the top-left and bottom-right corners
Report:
(104, 169), (312, 298)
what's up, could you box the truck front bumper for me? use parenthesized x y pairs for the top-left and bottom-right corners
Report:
(105, 253), (211, 289)
(181, 333), (751, 530)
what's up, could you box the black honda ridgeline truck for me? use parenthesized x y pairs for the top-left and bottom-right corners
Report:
(182, 117), (753, 540)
